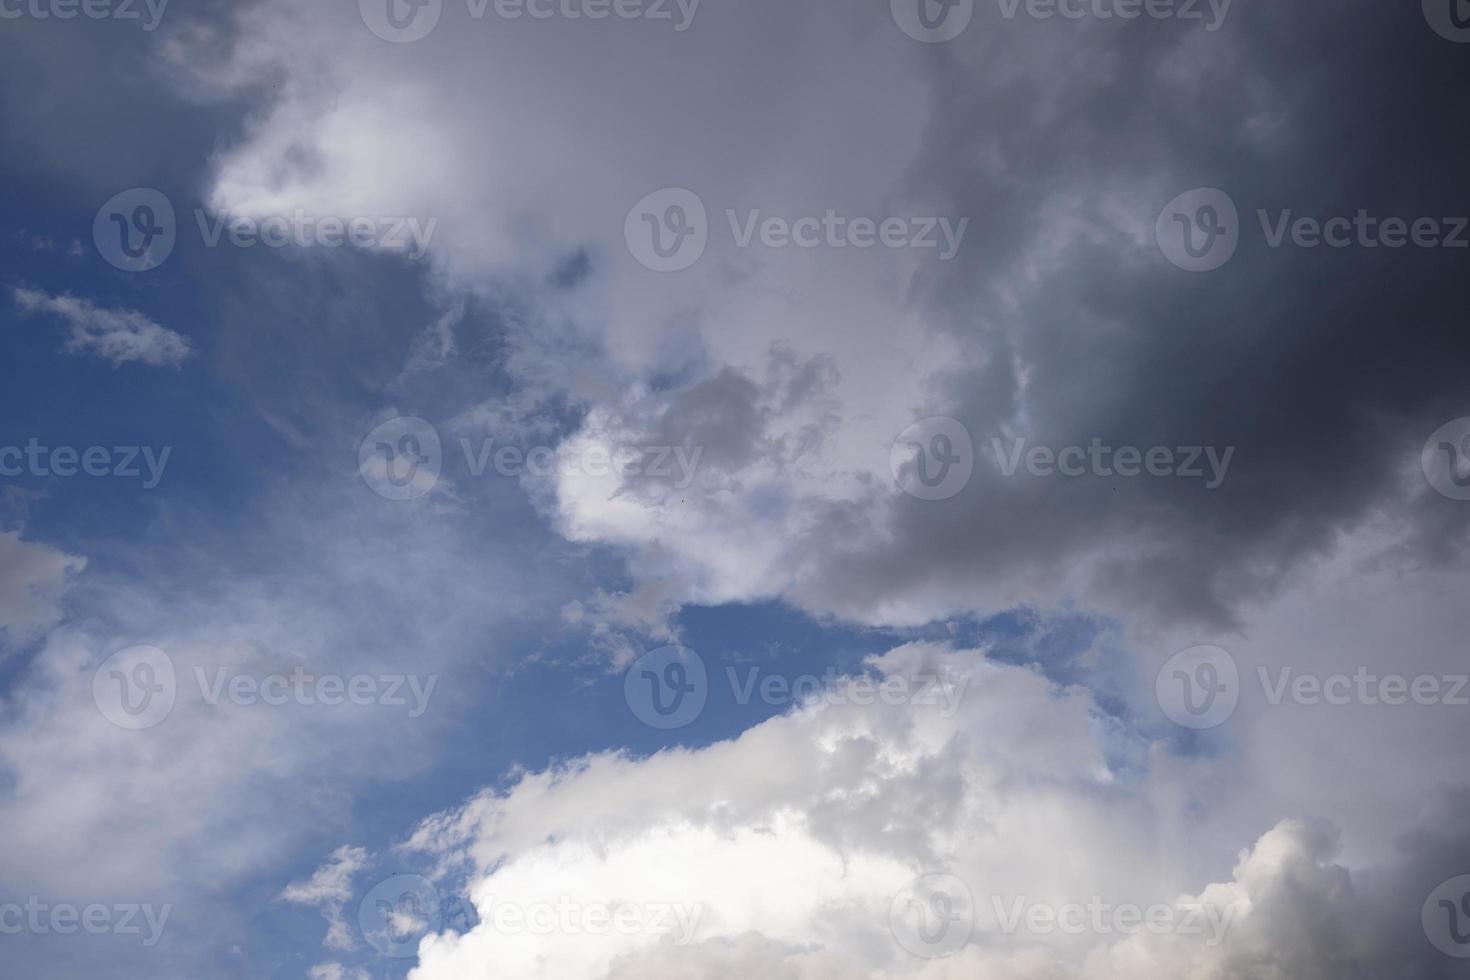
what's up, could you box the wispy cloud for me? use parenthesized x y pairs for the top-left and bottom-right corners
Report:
(0, 529), (85, 653)
(307, 964), (369, 980)
(12, 287), (191, 369)
(281, 845), (371, 952)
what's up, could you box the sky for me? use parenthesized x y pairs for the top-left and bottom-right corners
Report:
(2, 0), (1470, 977)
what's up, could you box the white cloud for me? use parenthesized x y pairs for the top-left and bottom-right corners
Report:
(282, 845), (372, 951)
(282, 845), (370, 905)
(12, 287), (191, 368)
(401, 641), (1440, 979)
(307, 963), (369, 980)
(168, 0), (969, 627)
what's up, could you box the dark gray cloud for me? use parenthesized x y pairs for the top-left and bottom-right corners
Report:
(785, 0), (1470, 628)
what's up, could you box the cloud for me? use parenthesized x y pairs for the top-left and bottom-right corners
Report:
(2, 3), (1465, 978)
(0, 419), (578, 976)
(12, 287), (191, 368)
(307, 964), (370, 980)
(282, 845), (371, 952)
(402, 642), (1465, 979)
(169, 0), (1470, 637)
(0, 529), (85, 652)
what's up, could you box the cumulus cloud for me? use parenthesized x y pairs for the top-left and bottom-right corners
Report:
(170, 0), (1470, 636)
(12, 287), (191, 368)
(401, 642), (1464, 979)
